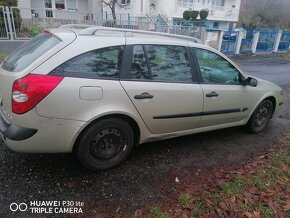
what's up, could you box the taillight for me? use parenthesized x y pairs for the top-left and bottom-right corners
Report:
(12, 74), (63, 114)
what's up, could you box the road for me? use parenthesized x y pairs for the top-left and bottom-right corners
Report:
(231, 54), (290, 86)
(0, 55), (289, 217)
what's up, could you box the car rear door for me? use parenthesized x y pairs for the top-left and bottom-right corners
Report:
(120, 42), (204, 134)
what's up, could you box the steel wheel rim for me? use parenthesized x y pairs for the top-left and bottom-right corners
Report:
(89, 128), (127, 160)
(254, 103), (271, 128)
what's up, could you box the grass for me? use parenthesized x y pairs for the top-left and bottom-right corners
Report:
(249, 175), (267, 191)
(219, 174), (247, 196)
(256, 201), (275, 218)
(177, 193), (193, 208)
(191, 201), (208, 217)
(148, 207), (169, 218)
(174, 146), (290, 217)
(0, 52), (7, 62)
(146, 128), (290, 217)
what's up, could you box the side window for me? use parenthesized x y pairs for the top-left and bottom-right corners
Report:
(194, 48), (241, 85)
(145, 45), (192, 83)
(130, 45), (150, 80)
(50, 46), (123, 79)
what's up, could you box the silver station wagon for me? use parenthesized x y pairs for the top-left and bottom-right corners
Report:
(0, 26), (283, 171)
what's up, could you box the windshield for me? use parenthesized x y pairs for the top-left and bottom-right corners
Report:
(2, 33), (61, 72)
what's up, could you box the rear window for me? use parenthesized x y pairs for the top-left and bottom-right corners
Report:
(2, 33), (61, 72)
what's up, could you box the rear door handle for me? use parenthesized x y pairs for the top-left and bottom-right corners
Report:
(134, 92), (154, 100)
(206, 91), (219, 97)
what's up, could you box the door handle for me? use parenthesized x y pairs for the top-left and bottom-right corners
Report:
(206, 91), (219, 97)
(134, 92), (154, 100)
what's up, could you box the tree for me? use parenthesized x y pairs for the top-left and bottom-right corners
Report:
(0, 0), (18, 6)
(102, 0), (128, 26)
(240, 0), (290, 29)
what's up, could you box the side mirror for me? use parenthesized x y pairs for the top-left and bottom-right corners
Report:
(242, 77), (258, 87)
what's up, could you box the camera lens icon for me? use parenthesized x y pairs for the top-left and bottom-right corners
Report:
(10, 203), (28, 212)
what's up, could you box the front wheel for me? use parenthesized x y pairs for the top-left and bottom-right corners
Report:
(245, 100), (274, 133)
(75, 118), (134, 171)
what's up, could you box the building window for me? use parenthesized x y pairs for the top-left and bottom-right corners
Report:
(67, 0), (76, 10)
(177, 0), (196, 7)
(214, 0), (225, 6)
(120, 0), (131, 5)
(55, 0), (65, 9)
(45, 0), (53, 17)
(45, 0), (52, 8)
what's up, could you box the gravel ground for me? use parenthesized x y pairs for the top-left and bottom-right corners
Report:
(0, 55), (290, 218)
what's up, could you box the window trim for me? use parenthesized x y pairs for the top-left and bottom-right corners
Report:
(190, 47), (245, 86)
(121, 44), (199, 84)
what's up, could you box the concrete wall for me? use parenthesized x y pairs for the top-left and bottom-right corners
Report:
(18, 0), (31, 8)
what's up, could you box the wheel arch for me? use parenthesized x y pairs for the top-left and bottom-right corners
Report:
(72, 113), (141, 153)
(264, 96), (276, 116)
(245, 95), (277, 124)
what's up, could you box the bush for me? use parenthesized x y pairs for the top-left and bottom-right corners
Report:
(190, 10), (199, 20)
(183, 10), (191, 20)
(183, 10), (199, 20)
(17, 24), (45, 38)
(200, 9), (209, 20)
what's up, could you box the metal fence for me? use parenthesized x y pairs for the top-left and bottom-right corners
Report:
(256, 30), (278, 52)
(221, 30), (239, 54)
(11, 7), (103, 39)
(0, 6), (8, 39)
(240, 30), (255, 54)
(0, 6), (103, 40)
(0, 6), (203, 41)
(279, 31), (290, 52)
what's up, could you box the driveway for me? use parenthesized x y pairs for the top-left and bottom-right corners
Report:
(0, 55), (290, 217)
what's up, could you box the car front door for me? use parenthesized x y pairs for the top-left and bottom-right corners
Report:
(120, 43), (204, 134)
(192, 48), (254, 127)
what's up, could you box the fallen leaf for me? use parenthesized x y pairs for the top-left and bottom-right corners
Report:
(230, 195), (236, 203)
(244, 212), (253, 218)
(182, 213), (189, 218)
(284, 203), (290, 211)
(281, 163), (288, 172)
(219, 202), (229, 211)
(175, 177), (180, 183)
(253, 211), (261, 218)
(133, 209), (142, 216)
(249, 187), (259, 195)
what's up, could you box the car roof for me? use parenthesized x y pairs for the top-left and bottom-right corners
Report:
(55, 25), (203, 44)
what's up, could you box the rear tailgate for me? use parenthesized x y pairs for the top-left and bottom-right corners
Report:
(0, 29), (76, 116)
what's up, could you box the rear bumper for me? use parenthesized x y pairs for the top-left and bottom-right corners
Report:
(1, 109), (86, 153)
(0, 108), (37, 140)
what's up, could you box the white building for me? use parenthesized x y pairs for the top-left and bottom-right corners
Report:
(103, 0), (241, 30)
(17, 0), (102, 25)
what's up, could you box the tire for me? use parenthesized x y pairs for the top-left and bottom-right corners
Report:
(245, 100), (274, 133)
(75, 118), (134, 171)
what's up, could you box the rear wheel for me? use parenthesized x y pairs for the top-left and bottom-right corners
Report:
(245, 100), (273, 133)
(75, 118), (134, 171)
